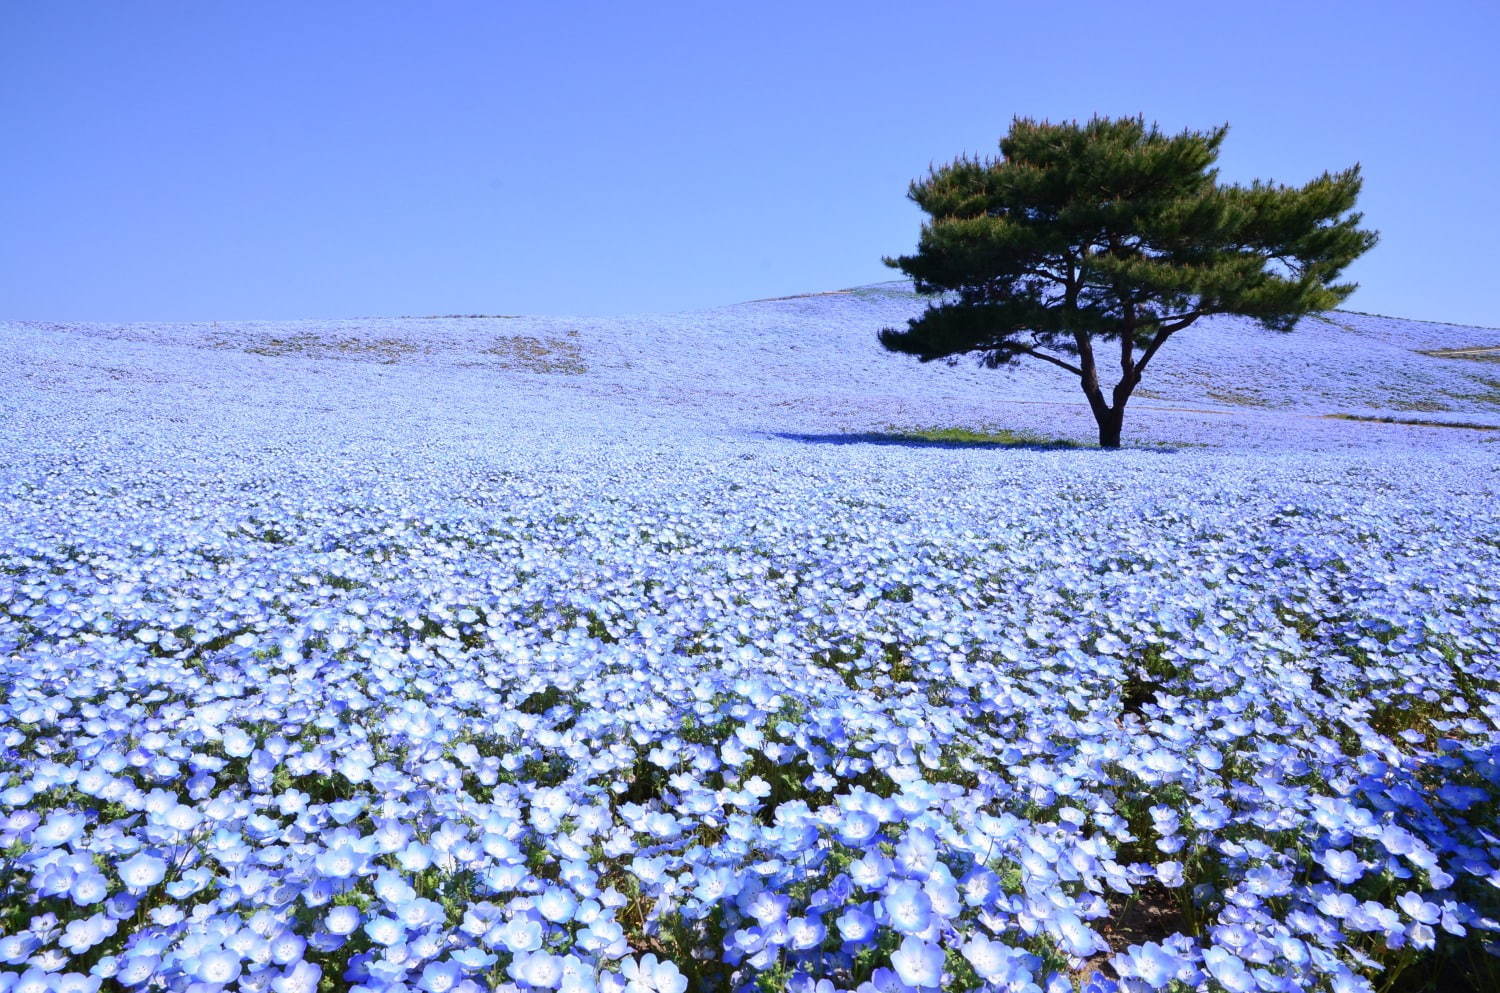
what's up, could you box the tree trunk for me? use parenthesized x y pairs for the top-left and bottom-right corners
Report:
(1082, 384), (1126, 449)
(1103, 377), (1138, 449)
(1076, 332), (1133, 449)
(1096, 405), (1124, 448)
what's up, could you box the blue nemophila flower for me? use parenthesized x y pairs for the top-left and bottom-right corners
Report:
(1396, 891), (1440, 924)
(881, 880), (932, 935)
(363, 916), (406, 946)
(11, 969), (58, 993)
(33, 811), (88, 848)
(1319, 849), (1365, 885)
(691, 865), (741, 904)
(272, 960), (322, 993)
(115, 954), (160, 986)
(325, 905), (362, 935)
(836, 809), (880, 847)
(222, 727), (255, 758)
(193, 948), (243, 985)
(116, 853), (167, 892)
(420, 959), (464, 993)
(890, 935), (944, 988)
(743, 889), (791, 926)
(1113, 941), (1181, 989)
(66, 871), (108, 906)
(451, 947), (497, 970)
(512, 950), (568, 988)
(373, 869), (418, 906)
(577, 916), (627, 956)
(1203, 946), (1259, 993)
(849, 853), (892, 890)
(268, 930), (306, 965)
(786, 915), (827, 951)
(728, 925), (766, 961)
(1052, 909), (1105, 958)
(58, 913), (116, 954)
(962, 937), (1041, 986)
(538, 885), (580, 923)
(315, 843), (365, 878)
(397, 897), (445, 929)
(836, 906), (876, 943)
(619, 954), (687, 993)
(0, 942), (39, 972)
(497, 914), (545, 954)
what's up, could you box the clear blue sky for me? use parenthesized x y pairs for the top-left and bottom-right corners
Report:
(3, 1), (1497, 325)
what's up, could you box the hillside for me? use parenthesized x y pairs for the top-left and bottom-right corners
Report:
(3, 282), (1498, 455)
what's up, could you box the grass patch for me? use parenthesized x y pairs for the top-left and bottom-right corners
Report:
(221, 333), (423, 363)
(1441, 375), (1500, 411)
(1418, 346), (1500, 363)
(1387, 398), (1454, 413)
(1205, 387), (1276, 408)
(481, 334), (588, 375)
(1327, 414), (1500, 431)
(892, 426), (1084, 449)
(751, 289), (854, 303)
(1311, 313), (1360, 333)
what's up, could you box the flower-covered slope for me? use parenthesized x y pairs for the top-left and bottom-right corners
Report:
(0, 290), (1497, 993)
(4, 282), (1499, 447)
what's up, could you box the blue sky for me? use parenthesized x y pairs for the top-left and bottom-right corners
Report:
(3, 1), (1497, 324)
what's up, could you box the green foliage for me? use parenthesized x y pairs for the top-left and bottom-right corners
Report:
(881, 115), (1378, 446)
(892, 426), (1082, 448)
(1327, 414), (1500, 431)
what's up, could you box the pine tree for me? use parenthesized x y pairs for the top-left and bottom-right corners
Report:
(880, 116), (1378, 447)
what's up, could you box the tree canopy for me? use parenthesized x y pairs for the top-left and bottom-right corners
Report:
(880, 116), (1378, 447)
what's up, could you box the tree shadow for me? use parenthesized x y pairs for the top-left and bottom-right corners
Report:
(768, 431), (1183, 453)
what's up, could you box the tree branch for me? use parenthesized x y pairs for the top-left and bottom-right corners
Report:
(1018, 347), (1083, 377)
(1155, 310), (1204, 330)
(1074, 330), (1101, 392)
(1133, 312), (1203, 378)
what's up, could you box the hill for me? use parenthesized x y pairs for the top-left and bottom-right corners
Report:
(3, 282), (1498, 454)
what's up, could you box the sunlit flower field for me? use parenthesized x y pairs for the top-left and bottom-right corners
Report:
(2, 287), (1497, 992)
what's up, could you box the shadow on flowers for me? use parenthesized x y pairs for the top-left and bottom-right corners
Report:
(768, 431), (1158, 452)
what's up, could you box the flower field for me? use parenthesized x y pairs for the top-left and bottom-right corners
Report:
(1, 290), (1498, 992)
